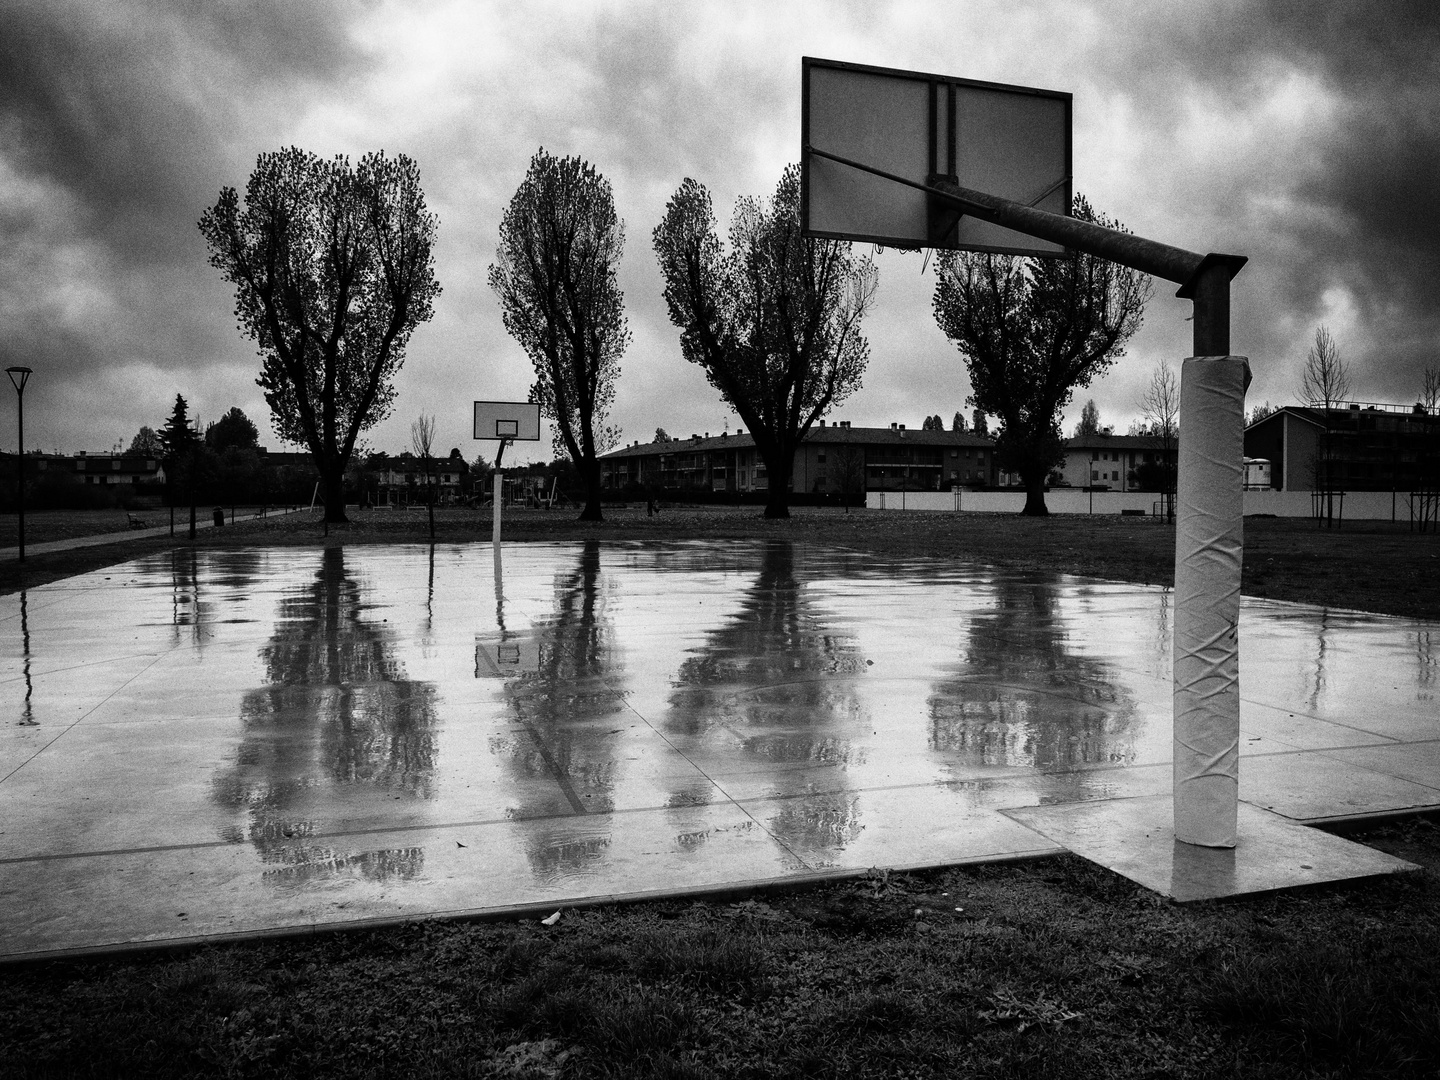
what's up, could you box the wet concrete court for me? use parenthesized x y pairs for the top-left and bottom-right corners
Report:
(1, 540), (1433, 960)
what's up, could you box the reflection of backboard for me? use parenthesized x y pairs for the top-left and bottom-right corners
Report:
(474, 400), (541, 441)
(802, 57), (1071, 256)
(473, 634), (537, 678)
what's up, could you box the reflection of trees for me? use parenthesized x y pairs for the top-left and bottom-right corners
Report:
(18, 591), (35, 726)
(165, 548), (267, 646)
(1306, 612), (1331, 712)
(168, 547), (204, 645)
(1148, 588), (1170, 681)
(666, 541), (869, 863)
(213, 547), (437, 884)
(927, 575), (1136, 773)
(492, 540), (628, 880)
(1418, 631), (1435, 690)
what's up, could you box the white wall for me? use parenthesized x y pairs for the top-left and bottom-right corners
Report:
(867, 489), (1159, 514)
(867, 487), (1420, 521)
(1240, 488), (1414, 522)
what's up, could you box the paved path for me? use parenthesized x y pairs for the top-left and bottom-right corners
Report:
(0, 541), (1429, 961)
(0, 507), (317, 561)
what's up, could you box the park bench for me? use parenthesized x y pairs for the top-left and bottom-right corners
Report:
(126, 513), (148, 529)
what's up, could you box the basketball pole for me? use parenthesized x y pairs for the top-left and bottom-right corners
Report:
(1173, 262), (1248, 848)
(806, 147), (1249, 847)
(493, 437), (510, 549)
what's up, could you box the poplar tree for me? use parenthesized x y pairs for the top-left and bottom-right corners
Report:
(489, 150), (628, 521)
(654, 166), (877, 518)
(200, 148), (441, 524)
(933, 195), (1151, 515)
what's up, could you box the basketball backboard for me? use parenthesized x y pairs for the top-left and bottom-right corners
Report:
(802, 57), (1071, 256)
(473, 401), (541, 442)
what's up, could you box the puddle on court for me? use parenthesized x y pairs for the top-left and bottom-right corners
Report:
(2, 539), (1437, 919)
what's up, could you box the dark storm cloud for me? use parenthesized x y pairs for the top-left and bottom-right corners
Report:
(5, 1), (1436, 454)
(1100, 0), (1440, 396)
(478, 4), (793, 206)
(0, 0), (369, 445)
(0, 0), (364, 263)
(1238, 3), (1439, 322)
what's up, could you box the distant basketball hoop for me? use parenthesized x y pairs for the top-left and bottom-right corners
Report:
(473, 401), (541, 548)
(474, 400), (541, 443)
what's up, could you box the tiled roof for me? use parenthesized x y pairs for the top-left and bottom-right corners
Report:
(601, 425), (994, 460)
(1064, 433), (1168, 451)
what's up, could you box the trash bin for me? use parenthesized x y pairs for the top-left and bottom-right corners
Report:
(213, 507), (225, 528)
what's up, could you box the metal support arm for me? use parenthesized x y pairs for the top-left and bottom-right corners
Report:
(804, 145), (1246, 312)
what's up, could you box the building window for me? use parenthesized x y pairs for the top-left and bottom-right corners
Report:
(1091, 470), (1099, 481)
(817, 452), (826, 463)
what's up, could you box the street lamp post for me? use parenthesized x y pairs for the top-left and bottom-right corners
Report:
(6, 366), (32, 562)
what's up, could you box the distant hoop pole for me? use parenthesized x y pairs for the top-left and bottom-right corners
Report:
(5, 366), (31, 562)
(473, 402), (537, 548)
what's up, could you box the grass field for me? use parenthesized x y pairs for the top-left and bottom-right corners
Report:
(3, 820), (1438, 1078)
(4, 505), (1437, 620)
(3, 505), (1439, 1077)
(0, 505), (289, 544)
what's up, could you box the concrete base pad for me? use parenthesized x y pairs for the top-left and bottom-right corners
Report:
(1003, 796), (1420, 902)
(5, 542), (1438, 958)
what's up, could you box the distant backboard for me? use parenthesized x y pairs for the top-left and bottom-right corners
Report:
(473, 401), (541, 441)
(802, 57), (1071, 256)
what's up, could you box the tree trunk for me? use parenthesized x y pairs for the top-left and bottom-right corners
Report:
(578, 457), (603, 522)
(764, 449), (793, 519)
(1020, 468), (1050, 516)
(321, 470), (348, 524)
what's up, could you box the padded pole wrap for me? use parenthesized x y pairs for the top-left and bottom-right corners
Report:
(1174, 355), (1249, 848)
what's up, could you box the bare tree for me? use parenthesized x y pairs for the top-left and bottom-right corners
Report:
(654, 166), (877, 518)
(1138, 361), (1180, 520)
(1246, 400), (1278, 427)
(489, 150), (628, 521)
(1422, 368), (1440, 528)
(200, 148), (441, 524)
(411, 413), (436, 539)
(1300, 325), (1351, 409)
(1299, 325), (1351, 523)
(933, 195), (1152, 515)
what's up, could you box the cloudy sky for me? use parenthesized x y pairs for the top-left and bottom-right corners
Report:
(2, 1), (1436, 464)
